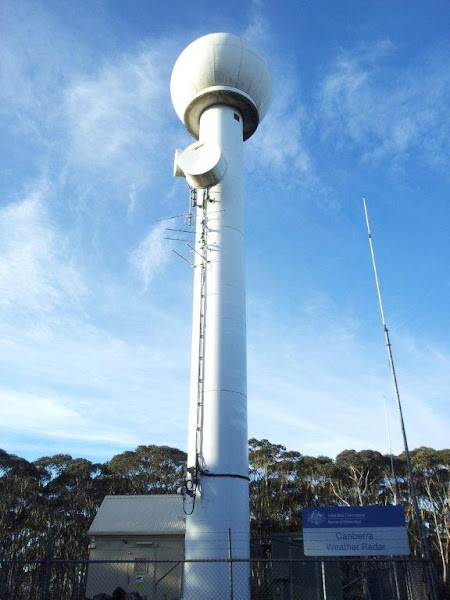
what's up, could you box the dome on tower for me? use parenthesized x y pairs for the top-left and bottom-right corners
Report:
(170, 33), (272, 141)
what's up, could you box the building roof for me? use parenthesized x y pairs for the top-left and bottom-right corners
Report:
(88, 495), (186, 536)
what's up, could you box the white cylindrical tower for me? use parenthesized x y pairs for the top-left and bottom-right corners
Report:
(171, 33), (271, 600)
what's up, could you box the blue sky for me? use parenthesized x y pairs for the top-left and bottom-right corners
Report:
(1, 0), (449, 463)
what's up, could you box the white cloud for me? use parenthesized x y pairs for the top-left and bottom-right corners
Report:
(249, 80), (313, 179)
(2, 2), (184, 214)
(241, 3), (323, 195)
(247, 289), (450, 458)
(390, 336), (450, 442)
(0, 185), (86, 315)
(130, 222), (171, 290)
(1, 3), (86, 142)
(319, 41), (450, 169)
(243, 0), (270, 49)
(63, 44), (175, 178)
(0, 387), (136, 447)
(60, 38), (192, 218)
(0, 388), (81, 431)
(0, 303), (191, 455)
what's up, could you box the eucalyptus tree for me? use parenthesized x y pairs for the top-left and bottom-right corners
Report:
(409, 447), (450, 591)
(1, 441), (448, 594)
(248, 438), (289, 537)
(295, 455), (334, 507)
(104, 445), (186, 495)
(0, 450), (45, 559)
(331, 450), (389, 506)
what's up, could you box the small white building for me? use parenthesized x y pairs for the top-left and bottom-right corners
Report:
(86, 495), (185, 600)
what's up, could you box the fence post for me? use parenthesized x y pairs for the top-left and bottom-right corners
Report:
(288, 544), (294, 600)
(391, 560), (401, 600)
(0, 559), (7, 599)
(321, 561), (327, 600)
(227, 528), (234, 600)
(41, 527), (53, 600)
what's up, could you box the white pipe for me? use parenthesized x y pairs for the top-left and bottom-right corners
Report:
(184, 104), (249, 599)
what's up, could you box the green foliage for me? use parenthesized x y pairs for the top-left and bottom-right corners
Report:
(0, 445), (187, 562)
(1, 442), (448, 592)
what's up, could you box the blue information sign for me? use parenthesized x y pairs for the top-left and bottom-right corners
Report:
(302, 506), (410, 556)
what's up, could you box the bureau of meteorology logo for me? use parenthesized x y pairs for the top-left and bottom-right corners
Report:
(307, 509), (326, 526)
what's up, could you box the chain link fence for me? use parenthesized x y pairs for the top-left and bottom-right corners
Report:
(0, 557), (437, 600)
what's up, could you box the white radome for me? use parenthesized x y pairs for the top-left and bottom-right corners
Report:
(170, 32), (272, 140)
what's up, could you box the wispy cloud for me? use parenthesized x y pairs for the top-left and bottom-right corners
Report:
(319, 41), (450, 169)
(391, 335), (450, 442)
(250, 80), (314, 179)
(241, 2), (324, 198)
(247, 288), (450, 457)
(1, 3), (87, 143)
(0, 303), (191, 454)
(129, 222), (171, 291)
(2, 1), (184, 217)
(0, 387), (136, 447)
(63, 43), (178, 192)
(0, 184), (86, 315)
(243, 0), (270, 49)
(0, 10), (191, 459)
(0, 388), (81, 433)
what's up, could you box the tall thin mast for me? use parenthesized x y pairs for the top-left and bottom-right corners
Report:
(383, 397), (398, 506)
(363, 197), (438, 600)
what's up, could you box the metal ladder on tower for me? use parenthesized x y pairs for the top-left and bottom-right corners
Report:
(189, 190), (210, 506)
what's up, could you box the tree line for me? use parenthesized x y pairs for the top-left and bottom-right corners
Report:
(0, 441), (448, 593)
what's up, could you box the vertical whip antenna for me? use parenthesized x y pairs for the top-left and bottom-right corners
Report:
(383, 396), (398, 506)
(363, 197), (438, 600)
